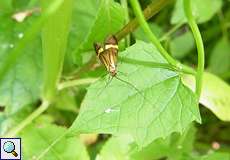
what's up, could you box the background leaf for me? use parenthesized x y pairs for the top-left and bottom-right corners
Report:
(134, 23), (163, 42)
(183, 72), (230, 121)
(96, 125), (197, 160)
(0, 15), (42, 115)
(96, 135), (133, 160)
(41, 0), (73, 100)
(132, 124), (196, 160)
(20, 121), (90, 160)
(72, 0), (125, 64)
(170, 30), (195, 59)
(68, 41), (201, 147)
(198, 152), (230, 160)
(171, 0), (223, 24)
(208, 38), (230, 76)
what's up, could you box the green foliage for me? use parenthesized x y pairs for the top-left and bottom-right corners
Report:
(170, 31), (195, 59)
(69, 41), (201, 147)
(0, 0), (230, 159)
(134, 23), (163, 41)
(65, 0), (100, 69)
(197, 152), (230, 160)
(41, 0), (73, 101)
(171, 0), (223, 24)
(132, 125), (197, 160)
(183, 72), (230, 121)
(0, 14), (42, 115)
(95, 125), (230, 160)
(0, 0), (13, 12)
(96, 135), (133, 160)
(208, 38), (230, 76)
(52, 90), (78, 112)
(20, 118), (89, 160)
(72, 0), (125, 64)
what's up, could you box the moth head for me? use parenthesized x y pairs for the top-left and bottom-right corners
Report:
(105, 35), (117, 45)
(105, 35), (118, 50)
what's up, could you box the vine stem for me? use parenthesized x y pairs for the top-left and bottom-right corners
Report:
(129, 0), (195, 77)
(115, 0), (172, 41)
(120, 0), (130, 46)
(183, 0), (205, 98)
(2, 101), (50, 137)
(58, 78), (99, 90)
(120, 57), (196, 75)
(130, 0), (178, 66)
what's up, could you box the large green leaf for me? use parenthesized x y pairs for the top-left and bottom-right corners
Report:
(208, 38), (230, 76)
(0, 15), (42, 115)
(171, 0), (222, 24)
(20, 123), (89, 160)
(183, 72), (230, 121)
(68, 41), (201, 147)
(69, 0), (99, 49)
(72, 0), (125, 64)
(64, 0), (100, 72)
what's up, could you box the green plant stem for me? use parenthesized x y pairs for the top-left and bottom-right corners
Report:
(121, 0), (130, 46)
(116, 0), (172, 41)
(130, 0), (178, 66)
(129, 0), (195, 76)
(58, 78), (99, 90)
(2, 101), (50, 137)
(41, 0), (73, 101)
(120, 57), (196, 75)
(67, 55), (97, 80)
(184, 0), (205, 98)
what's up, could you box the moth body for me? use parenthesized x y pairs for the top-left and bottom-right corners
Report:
(94, 35), (118, 77)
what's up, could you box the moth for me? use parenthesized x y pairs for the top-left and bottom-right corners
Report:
(93, 35), (147, 101)
(94, 35), (119, 77)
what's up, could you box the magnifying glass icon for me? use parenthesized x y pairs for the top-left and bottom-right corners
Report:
(3, 141), (18, 157)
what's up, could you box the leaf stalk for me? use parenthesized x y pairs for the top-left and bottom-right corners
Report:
(183, 0), (205, 98)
